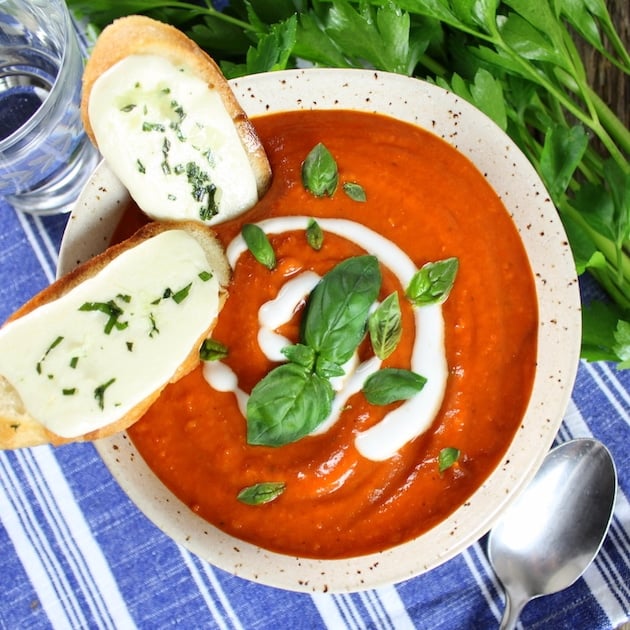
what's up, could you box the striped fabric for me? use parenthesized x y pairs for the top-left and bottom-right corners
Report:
(0, 198), (628, 629)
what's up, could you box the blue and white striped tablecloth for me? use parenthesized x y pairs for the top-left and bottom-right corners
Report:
(0, 198), (628, 629)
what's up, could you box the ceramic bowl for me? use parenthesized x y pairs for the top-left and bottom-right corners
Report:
(58, 68), (581, 593)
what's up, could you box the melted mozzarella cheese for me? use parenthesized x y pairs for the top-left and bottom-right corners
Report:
(0, 230), (220, 438)
(89, 54), (258, 225)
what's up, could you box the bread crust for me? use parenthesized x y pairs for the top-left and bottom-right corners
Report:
(81, 15), (271, 198)
(0, 221), (230, 450)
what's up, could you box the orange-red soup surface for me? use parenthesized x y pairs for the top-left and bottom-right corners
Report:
(127, 110), (538, 559)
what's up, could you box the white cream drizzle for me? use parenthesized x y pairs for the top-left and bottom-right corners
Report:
(208, 216), (449, 461)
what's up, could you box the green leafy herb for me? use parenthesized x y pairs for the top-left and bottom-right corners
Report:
(142, 121), (166, 132)
(306, 218), (324, 250)
(242, 223), (276, 270)
(185, 161), (218, 221)
(199, 338), (229, 362)
(94, 378), (116, 410)
(302, 143), (338, 197)
(237, 481), (286, 505)
(368, 292), (402, 360)
(198, 270), (213, 282)
(438, 447), (461, 473)
(343, 181), (366, 202)
(36, 335), (64, 374)
(406, 258), (459, 306)
(247, 362), (334, 446)
(281, 343), (315, 370)
(171, 282), (192, 304)
(79, 299), (129, 334)
(362, 368), (426, 405)
(305, 255), (381, 367)
(246, 255), (381, 446)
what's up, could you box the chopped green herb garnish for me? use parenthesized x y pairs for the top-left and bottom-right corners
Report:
(136, 159), (146, 174)
(142, 121), (166, 132)
(149, 313), (159, 337)
(79, 300), (128, 334)
(36, 336), (64, 374)
(126, 341), (134, 352)
(120, 103), (136, 113)
(94, 378), (116, 410)
(185, 161), (218, 220)
(198, 270), (213, 282)
(172, 282), (192, 304)
(70, 356), (79, 369)
(199, 338), (228, 361)
(63, 388), (77, 396)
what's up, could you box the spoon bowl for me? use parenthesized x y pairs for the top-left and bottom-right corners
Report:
(488, 438), (617, 629)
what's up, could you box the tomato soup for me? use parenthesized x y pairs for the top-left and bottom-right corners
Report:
(127, 110), (538, 558)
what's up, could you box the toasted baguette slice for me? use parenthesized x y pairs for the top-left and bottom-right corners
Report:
(0, 221), (230, 450)
(81, 15), (271, 224)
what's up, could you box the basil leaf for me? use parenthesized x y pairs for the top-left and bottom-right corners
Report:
(199, 338), (228, 362)
(306, 218), (324, 250)
(237, 481), (286, 505)
(314, 356), (345, 379)
(343, 181), (367, 202)
(362, 368), (426, 405)
(246, 362), (334, 446)
(303, 255), (381, 365)
(406, 257), (459, 306)
(368, 292), (402, 360)
(439, 447), (461, 473)
(302, 143), (338, 197)
(281, 343), (315, 370)
(242, 223), (276, 270)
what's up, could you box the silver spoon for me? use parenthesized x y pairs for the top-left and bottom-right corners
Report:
(488, 437), (617, 630)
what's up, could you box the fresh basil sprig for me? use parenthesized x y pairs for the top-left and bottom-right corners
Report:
(242, 223), (276, 270)
(247, 255), (381, 446)
(406, 257), (459, 306)
(237, 481), (286, 505)
(368, 292), (402, 360)
(302, 142), (338, 197)
(362, 368), (426, 405)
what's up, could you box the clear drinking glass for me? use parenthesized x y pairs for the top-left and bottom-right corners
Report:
(0, 0), (100, 215)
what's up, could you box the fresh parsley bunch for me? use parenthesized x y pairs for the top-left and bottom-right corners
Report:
(68, 0), (630, 367)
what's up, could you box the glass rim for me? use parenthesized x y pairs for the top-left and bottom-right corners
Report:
(0, 0), (76, 150)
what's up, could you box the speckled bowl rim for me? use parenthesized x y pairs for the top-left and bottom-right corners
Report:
(59, 68), (581, 593)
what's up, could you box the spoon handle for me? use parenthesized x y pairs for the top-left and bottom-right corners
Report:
(499, 590), (529, 630)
